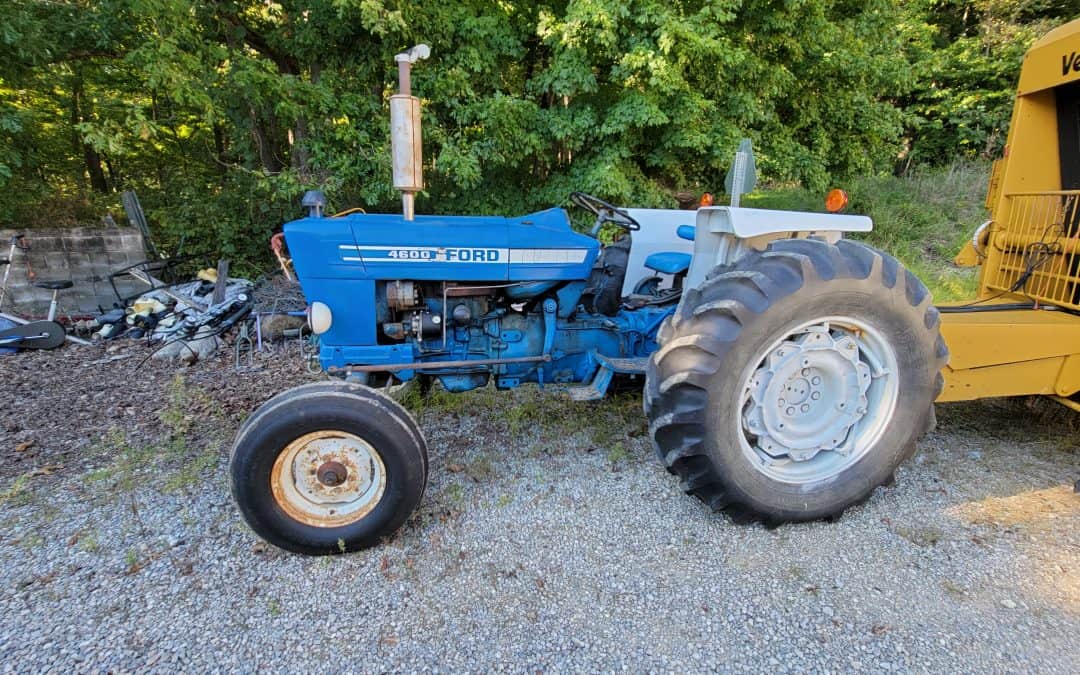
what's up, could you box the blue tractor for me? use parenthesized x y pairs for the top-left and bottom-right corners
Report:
(231, 46), (946, 554)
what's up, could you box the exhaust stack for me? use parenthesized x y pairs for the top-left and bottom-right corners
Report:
(391, 44), (430, 221)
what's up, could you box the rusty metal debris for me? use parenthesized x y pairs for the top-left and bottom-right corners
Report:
(82, 261), (255, 364)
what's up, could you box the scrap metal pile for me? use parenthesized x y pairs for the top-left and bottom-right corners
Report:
(1, 191), (311, 361)
(78, 267), (255, 363)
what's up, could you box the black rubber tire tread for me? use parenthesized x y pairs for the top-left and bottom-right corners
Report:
(645, 237), (947, 524)
(230, 382), (428, 555)
(233, 380), (428, 477)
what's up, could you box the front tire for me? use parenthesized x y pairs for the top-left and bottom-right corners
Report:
(230, 382), (428, 554)
(645, 238), (947, 523)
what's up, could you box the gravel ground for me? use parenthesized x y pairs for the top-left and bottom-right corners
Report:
(0, 341), (1078, 672)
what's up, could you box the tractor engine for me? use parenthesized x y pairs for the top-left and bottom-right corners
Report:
(366, 272), (665, 393)
(378, 280), (452, 343)
(279, 190), (673, 394)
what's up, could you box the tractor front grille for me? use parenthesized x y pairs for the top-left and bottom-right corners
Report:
(984, 191), (1080, 310)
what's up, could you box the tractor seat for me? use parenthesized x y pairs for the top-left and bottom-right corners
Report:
(644, 251), (691, 276)
(33, 280), (73, 290)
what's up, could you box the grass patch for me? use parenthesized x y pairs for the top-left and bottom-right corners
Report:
(84, 375), (224, 496)
(444, 483), (466, 510)
(606, 441), (630, 466)
(19, 533), (45, 550)
(84, 428), (155, 494)
(0, 474), (34, 507)
(748, 160), (989, 302)
(77, 529), (101, 553)
(396, 378), (645, 450)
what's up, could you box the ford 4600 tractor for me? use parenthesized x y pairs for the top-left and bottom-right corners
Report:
(231, 46), (945, 554)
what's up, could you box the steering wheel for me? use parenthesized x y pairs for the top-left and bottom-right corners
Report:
(570, 191), (640, 232)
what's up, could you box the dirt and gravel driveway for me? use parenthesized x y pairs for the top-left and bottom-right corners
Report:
(0, 342), (1078, 672)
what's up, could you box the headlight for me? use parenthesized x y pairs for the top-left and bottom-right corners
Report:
(308, 301), (332, 335)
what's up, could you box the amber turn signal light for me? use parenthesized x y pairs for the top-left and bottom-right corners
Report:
(825, 189), (848, 213)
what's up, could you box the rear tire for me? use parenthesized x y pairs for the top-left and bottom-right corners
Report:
(645, 238), (946, 523)
(230, 382), (428, 554)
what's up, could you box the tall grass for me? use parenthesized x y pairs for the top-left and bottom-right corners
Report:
(745, 161), (989, 301)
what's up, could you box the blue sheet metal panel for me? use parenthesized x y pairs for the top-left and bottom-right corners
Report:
(335, 208), (597, 282)
(284, 216), (366, 278)
(321, 342), (413, 370)
(302, 278), (379, 347)
(285, 208), (596, 284)
(283, 217), (380, 347)
(344, 212), (511, 281)
(506, 208), (598, 281)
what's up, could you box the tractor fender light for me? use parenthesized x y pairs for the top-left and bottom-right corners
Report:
(308, 302), (333, 334)
(825, 189), (849, 213)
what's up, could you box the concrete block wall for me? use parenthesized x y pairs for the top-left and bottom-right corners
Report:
(0, 227), (148, 317)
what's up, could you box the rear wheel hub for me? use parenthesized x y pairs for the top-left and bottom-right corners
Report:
(740, 318), (899, 483)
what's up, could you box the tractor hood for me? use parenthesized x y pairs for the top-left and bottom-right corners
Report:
(285, 207), (598, 283)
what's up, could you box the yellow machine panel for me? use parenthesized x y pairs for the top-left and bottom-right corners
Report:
(939, 18), (1080, 407)
(938, 307), (1080, 401)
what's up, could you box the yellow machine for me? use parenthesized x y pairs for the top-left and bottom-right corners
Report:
(943, 19), (1080, 411)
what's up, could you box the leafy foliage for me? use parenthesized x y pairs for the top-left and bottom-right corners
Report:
(746, 160), (989, 301)
(900, 0), (1080, 166)
(0, 1), (1070, 273)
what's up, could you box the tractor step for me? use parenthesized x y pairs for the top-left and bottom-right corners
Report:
(565, 366), (613, 401)
(566, 382), (607, 401)
(595, 354), (648, 374)
(565, 353), (649, 401)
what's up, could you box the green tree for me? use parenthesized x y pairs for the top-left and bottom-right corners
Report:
(901, 0), (1080, 167)
(0, 0), (1065, 273)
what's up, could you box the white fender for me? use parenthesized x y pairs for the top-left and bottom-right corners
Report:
(685, 206), (873, 290)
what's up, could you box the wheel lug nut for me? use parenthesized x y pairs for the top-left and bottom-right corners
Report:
(812, 376), (821, 385)
(786, 407), (795, 416)
(800, 404), (809, 412)
(811, 392), (821, 401)
(801, 368), (810, 376)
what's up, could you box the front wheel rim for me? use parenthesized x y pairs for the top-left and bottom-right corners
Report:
(270, 430), (387, 528)
(737, 316), (900, 485)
